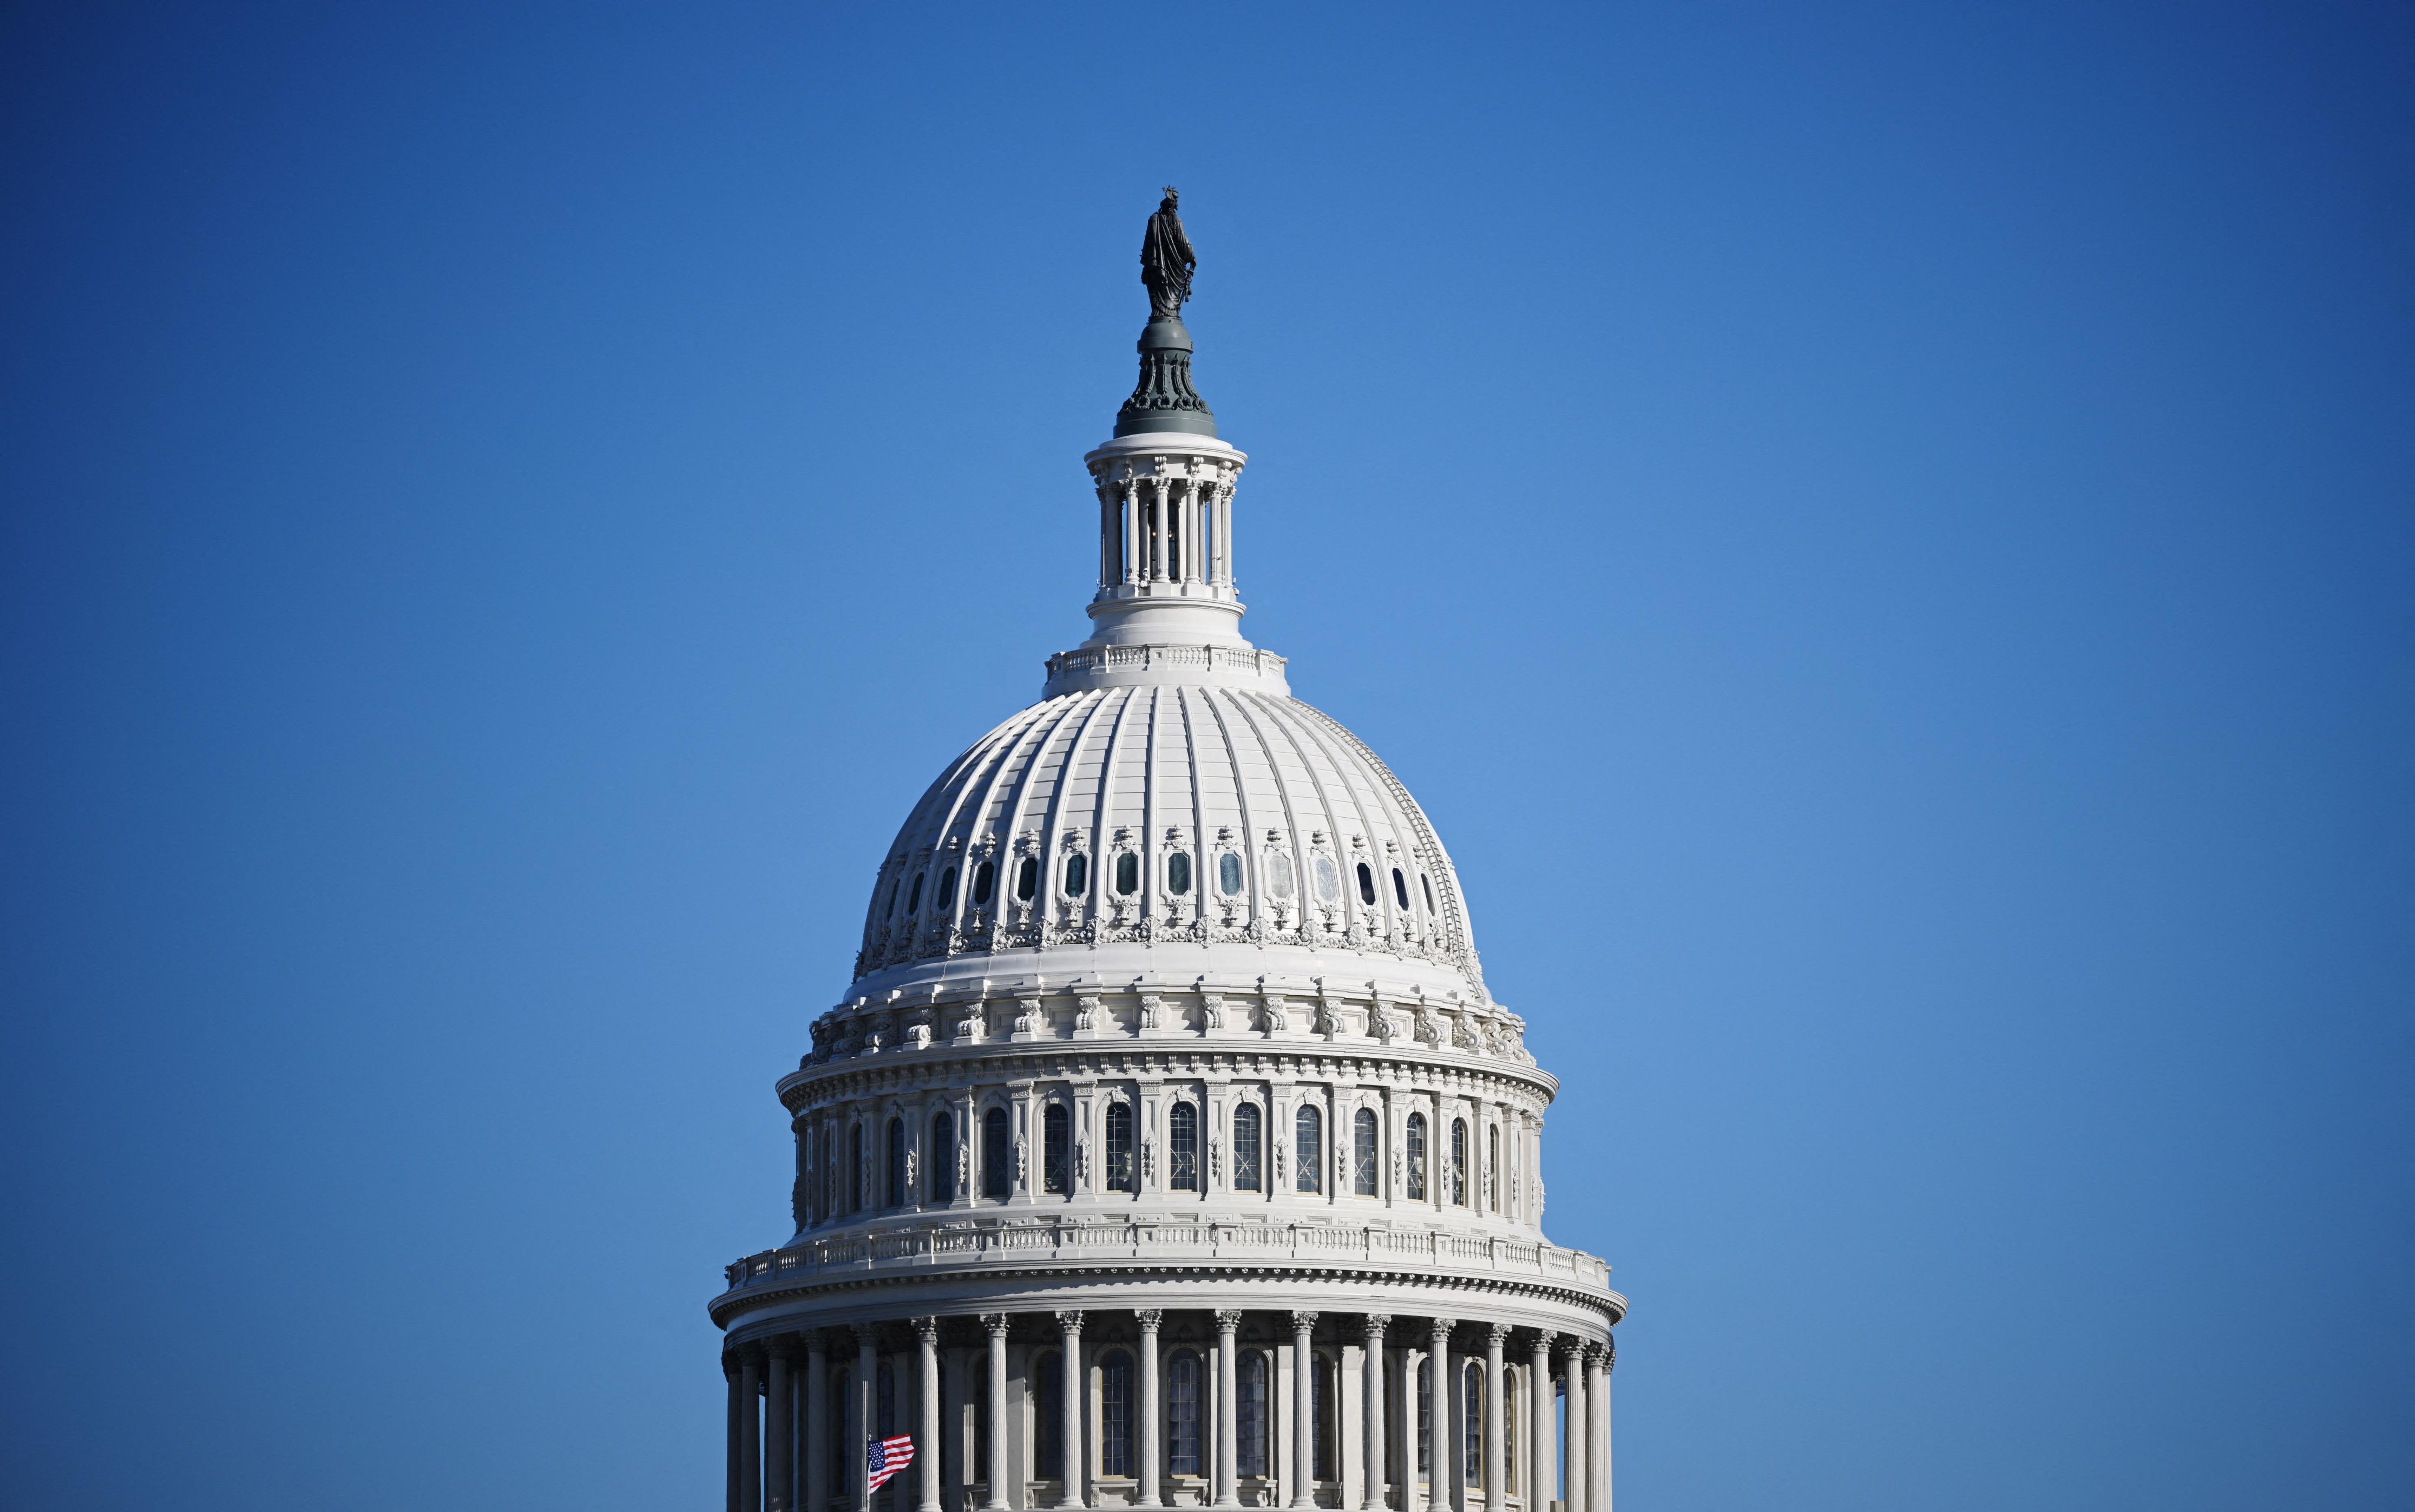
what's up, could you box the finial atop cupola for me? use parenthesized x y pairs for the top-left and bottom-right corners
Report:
(1116, 187), (1217, 437)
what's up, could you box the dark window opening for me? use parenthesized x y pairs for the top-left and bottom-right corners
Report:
(1421, 873), (1437, 913)
(1295, 1104), (1322, 1194)
(849, 1123), (864, 1212)
(1356, 862), (1377, 905)
(1043, 1103), (1070, 1195)
(1239, 1351), (1269, 1478)
(971, 860), (995, 906)
(905, 872), (923, 915)
(1035, 1353), (1062, 1478)
(937, 866), (957, 909)
(886, 1116), (908, 1207)
(1016, 857), (1039, 901)
(1407, 1113), (1428, 1201)
(1353, 1108), (1379, 1196)
(930, 1111), (956, 1203)
(1100, 1351), (1133, 1476)
(1115, 852), (1139, 896)
(1167, 852), (1191, 896)
(982, 1107), (1010, 1199)
(1065, 853), (1087, 896)
(1219, 852), (1244, 896)
(1393, 867), (1410, 909)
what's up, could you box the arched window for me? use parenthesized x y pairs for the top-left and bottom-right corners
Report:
(1218, 852), (1243, 896)
(1035, 1352), (1063, 1478)
(1043, 1103), (1071, 1195)
(1421, 872), (1437, 913)
(1393, 867), (1410, 909)
(1115, 851), (1139, 896)
(1406, 1113), (1428, 1201)
(1353, 1108), (1379, 1196)
(883, 877), (899, 918)
(1462, 1362), (1484, 1488)
(905, 872), (924, 915)
(886, 1116), (908, 1207)
(1451, 1119), (1469, 1207)
(1169, 1102), (1199, 1192)
(1064, 852), (1088, 897)
(1100, 1350), (1134, 1476)
(929, 1111), (956, 1203)
(982, 1107), (1010, 1199)
(1313, 856), (1340, 903)
(937, 866), (957, 909)
(1488, 1126), (1501, 1212)
(1106, 1101), (1136, 1193)
(1267, 853), (1295, 900)
(1167, 852), (1192, 896)
(971, 860), (995, 906)
(1416, 1356), (1432, 1482)
(1167, 1351), (1203, 1476)
(849, 1122), (865, 1212)
(1016, 856), (1039, 901)
(1295, 1104), (1323, 1194)
(1238, 1351), (1270, 1478)
(1504, 1372), (1520, 1493)
(1356, 861), (1377, 905)
(1232, 1103), (1262, 1192)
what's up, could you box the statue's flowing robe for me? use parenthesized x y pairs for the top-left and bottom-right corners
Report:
(1141, 209), (1195, 315)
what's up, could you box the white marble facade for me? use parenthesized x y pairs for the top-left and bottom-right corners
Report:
(714, 323), (1622, 1512)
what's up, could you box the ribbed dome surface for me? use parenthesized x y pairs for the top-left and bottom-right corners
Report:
(854, 685), (1486, 999)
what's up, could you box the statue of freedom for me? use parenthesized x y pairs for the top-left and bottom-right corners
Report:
(1140, 187), (1196, 320)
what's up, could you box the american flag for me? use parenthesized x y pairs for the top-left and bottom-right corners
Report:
(867, 1434), (915, 1493)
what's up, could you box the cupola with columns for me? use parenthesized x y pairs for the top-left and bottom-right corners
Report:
(713, 192), (1623, 1512)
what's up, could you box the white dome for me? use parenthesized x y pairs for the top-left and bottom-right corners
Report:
(852, 682), (1488, 1003)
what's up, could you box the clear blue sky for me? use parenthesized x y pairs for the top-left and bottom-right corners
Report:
(3, 3), (2409, 1508)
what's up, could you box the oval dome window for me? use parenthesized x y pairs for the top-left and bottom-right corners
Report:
(1313, 856), (1340, 903)
(1167, 852), (1192, 895)
(970, 860), (994, 906)
(1115, 852), (1140, 896)
(1064, 853), (1088, 896)
(1218, 852), (1243, 896)
(1355, 862), (1376, 906)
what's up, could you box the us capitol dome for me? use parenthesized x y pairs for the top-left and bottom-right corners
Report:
(713, 190), (1624, 1512)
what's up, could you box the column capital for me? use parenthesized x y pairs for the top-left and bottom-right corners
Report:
(1362, 1312), (1390, 1338)
(913, 1316), (940, 1344)
(1554, 1336), (1586, 1365)
(1213, 1308), (1244, 1334)
(1529, 1329), (1557, 1353)
(1055, 1309), (1086, 1336)
(1289, 1310), (1319, 1331)
(982, 1312), (1013, 1338)
(1602, 1336), (1617, 1375)
(851, 1322), (881, 1348)
(1134, 1308), (1164, 1331)
(1485, 1323), (1512, 1347)
(1428, 1316), (1457, 1337)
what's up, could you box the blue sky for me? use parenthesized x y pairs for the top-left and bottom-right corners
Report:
(2, 2), (2409, 1508)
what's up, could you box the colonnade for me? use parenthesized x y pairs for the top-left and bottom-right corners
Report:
(726, 1310), (1612, 1512)
(1099, 476), (1233, 591)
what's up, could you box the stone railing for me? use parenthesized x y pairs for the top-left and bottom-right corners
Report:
(717, 1217), (1615, 1301)
(1040, 641), (1290, 696)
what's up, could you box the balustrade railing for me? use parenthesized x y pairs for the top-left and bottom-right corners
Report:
(718, 1217), (1615, 1297)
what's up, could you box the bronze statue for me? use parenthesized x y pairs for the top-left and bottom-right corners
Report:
(1140, 186), (1195, 320)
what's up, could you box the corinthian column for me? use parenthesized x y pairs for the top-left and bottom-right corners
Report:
(1136, 1310), (1164, 1509)
(769, 1342), (796, 1512)
(808, 1334), (832, 1512)
(915, 1319), (942, 1512)
(1289, 1312), (1318, 1508)
(1481, 1326), (1507, 1512)
(981, 1316), (1011, 1511)
(1426, 1319), (1455, 1512)
(1056, 1311), (1086, 1510)
(743, 1349), (765, 1512)
(854, 1324), (880, 1512)
(1558, 1343), (1586, 1512)
(1526, 1333), (1553, 1512)
(1214, 1310), (1243, 1510)
(1362, 1315), (1390, 1512)
(1594, 1340), (1614, 1512)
